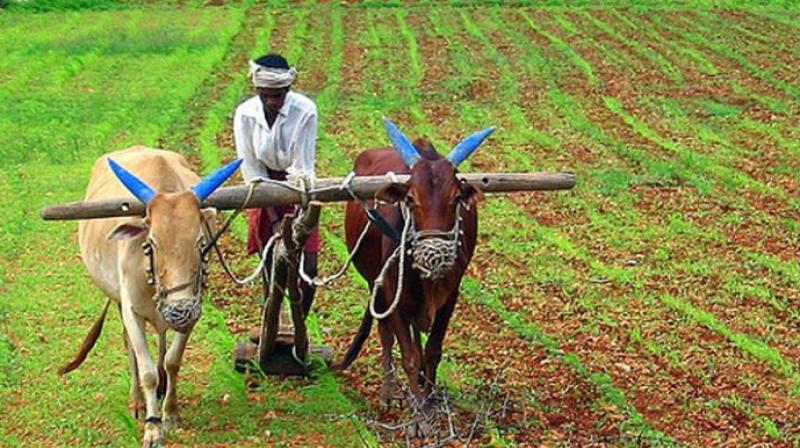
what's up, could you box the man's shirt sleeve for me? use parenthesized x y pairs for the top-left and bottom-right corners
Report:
(234, 107), (270, 183)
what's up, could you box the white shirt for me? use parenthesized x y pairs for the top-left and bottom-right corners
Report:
(233, 91), (317, 182)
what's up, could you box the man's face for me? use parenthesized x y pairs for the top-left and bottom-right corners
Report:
(258, 87), (289, 113)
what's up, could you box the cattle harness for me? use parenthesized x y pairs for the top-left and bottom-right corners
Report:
(203, 174), (468, 323)
(141, 235), (209, 332)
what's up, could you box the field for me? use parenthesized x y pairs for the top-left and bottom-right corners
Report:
(2, 1), (800, 446)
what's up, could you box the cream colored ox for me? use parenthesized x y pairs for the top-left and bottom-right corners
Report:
(62, 146), (241, 447)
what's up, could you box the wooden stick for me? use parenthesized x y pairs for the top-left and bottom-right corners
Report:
(41, 172), (576, 221)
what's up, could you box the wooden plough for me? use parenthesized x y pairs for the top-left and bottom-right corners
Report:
(42, 171), (576, 375)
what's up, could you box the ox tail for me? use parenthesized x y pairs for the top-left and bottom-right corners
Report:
(59, 298), (111, 375)
(333, 305), (373, 371)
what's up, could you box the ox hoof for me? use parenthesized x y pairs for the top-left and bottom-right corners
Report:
(406, 420), (423, 439)
(142, 420), (165, 447)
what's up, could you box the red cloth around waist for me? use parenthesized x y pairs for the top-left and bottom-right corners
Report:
(246, 169), (322, 255)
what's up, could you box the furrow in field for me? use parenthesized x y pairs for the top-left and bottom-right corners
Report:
(537, 10), (800, 279)
(305, 7), (638, 444)
(466, 8), (800, 442)
(572, 10), (684, 85)
(532, 7), (800, 344)
(688, 10), (800, 91)
(656, 11), (800, 103)
(423, 7), (685, 444)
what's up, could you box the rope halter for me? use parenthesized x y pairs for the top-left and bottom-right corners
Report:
(405, 200), (464, 280)
(141, 234), (210, 333)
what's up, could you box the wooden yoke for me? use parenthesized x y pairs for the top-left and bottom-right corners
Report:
(41, 172), (577, 221)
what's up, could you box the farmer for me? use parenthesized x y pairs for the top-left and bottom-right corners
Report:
(233, 53), (320, 317)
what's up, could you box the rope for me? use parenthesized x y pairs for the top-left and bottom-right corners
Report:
(298, 218), (372, 287)
(206, 172), (366, 288)
(201, 181), (258, 257)
(368, 203), (413, 320)
(366, 200), (465, 319)
(291, 345), (312, 367)
(219, 233), (280, 286)
(409, 202), (462, 280)
(204, 181), (280, 286)
(296, 171), (381, 287)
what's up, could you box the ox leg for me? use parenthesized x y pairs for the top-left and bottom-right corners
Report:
(423, 292), (457, 397)
(156, 332), (167, 399)
(162, 331), (189, 432)
(377, 319), (399, 405)
(121, 303), (164, 447)
(392, 315), (433, 439)
(124, 330), (145, 419)
(391, 313), (424, 405)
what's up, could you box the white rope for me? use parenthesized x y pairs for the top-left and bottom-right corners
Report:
(249, 170), (400, 198)
(295, 170), (391, 288)
(409, 202), (463, 280)
(223, 233), (281, 286)
(368, 203), (413, 320)
(298, 218), (372, 287)
(291, 345), (312, 367)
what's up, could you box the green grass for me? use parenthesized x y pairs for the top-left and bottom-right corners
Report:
(4, 2), (800, 446)
(0, 9), (240, 167)
(0, 5), (370, 446)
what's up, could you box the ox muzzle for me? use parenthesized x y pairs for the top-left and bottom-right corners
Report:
(405, 201), (465, 280)
(143, 238), (209, 334)
(158, 297), (202, 334)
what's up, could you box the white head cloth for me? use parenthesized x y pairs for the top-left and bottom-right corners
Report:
(249, 60), (297, 88)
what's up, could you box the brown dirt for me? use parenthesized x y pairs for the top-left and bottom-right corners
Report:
(473, 9), (800, 444)
(201, 5), (800, 446)
(318, 9), (625, 444)
(647, 10), (794, 108)
(689, 10), (800, 89)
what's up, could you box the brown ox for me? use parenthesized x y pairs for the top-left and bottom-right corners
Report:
(337, 119), (493, 409)
(63, 147), (240, 447)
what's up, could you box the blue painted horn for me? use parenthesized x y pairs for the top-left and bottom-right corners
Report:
(383, 117), (421, 167)
(446, 126), (496, 167)
(191, 158), (243, 201)
(108, 158), (156, 205)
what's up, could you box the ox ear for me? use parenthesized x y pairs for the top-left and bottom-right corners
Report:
(200, 207), (217, 238)
(107, 221), (149, 240)
(375, 182), (410, 204)
(446, 126), (496, 167)
(383, 117), (421, 167)
(200, 207), (217, 223)
(460, 183), (484, 209)
(191, 159), (243, 202)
